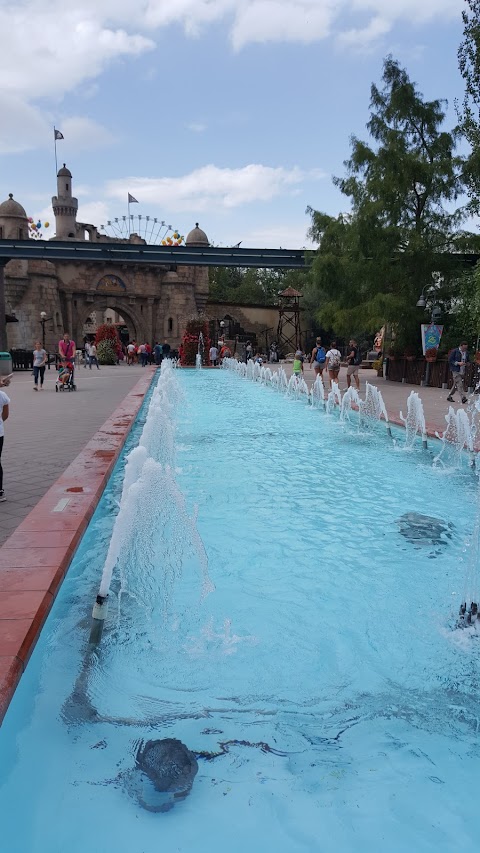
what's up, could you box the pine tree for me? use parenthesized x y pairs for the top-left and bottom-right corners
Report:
(458, 0), (480, 211)
(308, 58), (468, 350)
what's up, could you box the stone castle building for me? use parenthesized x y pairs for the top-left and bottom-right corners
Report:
(0, 165), (210, 351)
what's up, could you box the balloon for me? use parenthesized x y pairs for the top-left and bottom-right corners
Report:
(161, 239), (166, 245)
(28, 217), (33, 223)
(173, 232), (179, 239)
(44, 222), (49, 228)
(36, 221), (41, 229)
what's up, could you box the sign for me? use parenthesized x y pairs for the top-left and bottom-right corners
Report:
(421, 324), (443, 356)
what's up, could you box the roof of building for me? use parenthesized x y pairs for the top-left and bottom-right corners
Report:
(0, 194), (27, 219)
(186, 223), (209, 246)
(279, 286), (303, 298)
(57, 164), (72, 178)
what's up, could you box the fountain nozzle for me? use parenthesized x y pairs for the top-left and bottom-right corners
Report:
(89, 594), (109, 645)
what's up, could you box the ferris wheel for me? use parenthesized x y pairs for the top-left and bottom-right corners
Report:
(99, 216), (185, 246)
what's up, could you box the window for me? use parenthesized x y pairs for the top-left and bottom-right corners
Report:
(18, 228), (24, 239)
(168, 317), (173, 332)
(66, 184), (69, 191)
(56, 312), (61, 328)
(0, 227), (3, 239)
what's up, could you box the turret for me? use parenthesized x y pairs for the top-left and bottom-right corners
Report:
(52, 164), (78, 240)
(0, 194), (28, 240)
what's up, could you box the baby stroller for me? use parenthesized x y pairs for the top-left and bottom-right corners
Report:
(55, 360), (77, 392)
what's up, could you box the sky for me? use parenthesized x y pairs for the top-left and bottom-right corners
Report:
(0, 0), (469, 248)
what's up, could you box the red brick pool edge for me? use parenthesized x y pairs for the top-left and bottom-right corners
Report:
(0, 369), (155, 724)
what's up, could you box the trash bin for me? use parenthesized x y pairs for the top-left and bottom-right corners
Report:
(0, 352), (12, 377)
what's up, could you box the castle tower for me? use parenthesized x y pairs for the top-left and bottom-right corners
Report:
(52, 164), (78, 240)
(0, 194), (28, 240)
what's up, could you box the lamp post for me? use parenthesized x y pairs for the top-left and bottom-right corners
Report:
(416, 287), (442, 387)
(40, 311), (53, 351)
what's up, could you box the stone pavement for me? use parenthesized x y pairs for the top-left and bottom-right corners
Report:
(0, 363), (152, 546)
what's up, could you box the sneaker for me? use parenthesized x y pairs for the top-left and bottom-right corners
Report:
(0, 491), (6, 502)
(446, 396), (454, 402)
(462, 397), (468, 404)
(33, 386), (38, 391)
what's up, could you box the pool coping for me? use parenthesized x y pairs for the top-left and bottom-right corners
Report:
(0, 369), (156, 724)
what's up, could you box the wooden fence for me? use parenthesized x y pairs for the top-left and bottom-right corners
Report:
(385, 358), (477, 390)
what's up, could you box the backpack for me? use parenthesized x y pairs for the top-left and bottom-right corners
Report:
(315, 346), (326, 364)
(354, 349), (362, 366)
(328, 351), (341, 369)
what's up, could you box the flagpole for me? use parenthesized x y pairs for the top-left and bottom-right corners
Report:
(128, 196), (130, 237)
(53, 126), (58, 176)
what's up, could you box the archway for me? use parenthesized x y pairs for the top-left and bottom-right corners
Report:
(76, 299), (143, 346)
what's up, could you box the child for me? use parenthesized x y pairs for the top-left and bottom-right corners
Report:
(58, 360), (73, 385)
(293, 350), (304, 376)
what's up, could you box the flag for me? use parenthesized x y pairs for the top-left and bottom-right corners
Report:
(128, 193), (139, 204)
(54, 129), (64, 140)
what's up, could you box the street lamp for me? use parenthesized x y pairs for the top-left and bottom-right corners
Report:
(40, 311), (53, 350)
(416, 287), (441, 324)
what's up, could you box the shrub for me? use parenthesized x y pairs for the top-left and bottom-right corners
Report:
(180, 317), (211, 366)
(96, 339), (117, 365)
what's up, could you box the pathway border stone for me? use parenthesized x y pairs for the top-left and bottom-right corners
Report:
(0, 370), (154, 723)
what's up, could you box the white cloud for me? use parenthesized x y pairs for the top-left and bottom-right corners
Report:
(105, 163), (325, 212)
(186, 122), (207, 133)
(59, 117), (114, 150)
(242, 222), (314, 249)
(0, 0), (462, 155)
(0, 94), (50, 154)
(337, 15), (391, 51)
(77, 200), (111, 226)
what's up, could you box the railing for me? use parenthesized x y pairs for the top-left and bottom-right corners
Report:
(10, 350), (55, 371)
(386, 358), (477, 390)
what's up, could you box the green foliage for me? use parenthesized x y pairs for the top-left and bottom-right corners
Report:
(307, 57), (469, 350)
(96, 339), (117, 365)
(209, 266), (305, 305)
(458, 0), (480, 211)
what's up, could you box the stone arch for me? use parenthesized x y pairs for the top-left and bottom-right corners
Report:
(75, 298), (145, 344)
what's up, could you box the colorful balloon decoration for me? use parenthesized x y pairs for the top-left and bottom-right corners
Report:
(28, 217), (50, 240)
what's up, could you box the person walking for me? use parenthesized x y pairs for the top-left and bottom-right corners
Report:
(83, 340), (91, 368)
(293, 350), (304, 376)
(309, 337), (327, 379)
(59, 332), (76, 364)
(88, 341), (100, 370)
(127, 341), (136, 365)
(162, 340), (171, 359)
(0, 384), (10, 501)
(325, 341), (342, 388)
(209, 344), (218, 366)
(345, 338), (361, 390)
(245, 341), (253, 363)
(32, 340), (47, 391)
(447, 342), (469, 404)
(154, 342), (163, 366)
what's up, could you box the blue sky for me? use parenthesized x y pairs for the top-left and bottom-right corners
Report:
(0, 0), (468, 247)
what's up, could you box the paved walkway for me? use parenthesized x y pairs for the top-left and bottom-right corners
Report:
(0, 364), (152, 546)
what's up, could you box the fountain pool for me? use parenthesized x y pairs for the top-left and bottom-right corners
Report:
(0, 367), (478, 853)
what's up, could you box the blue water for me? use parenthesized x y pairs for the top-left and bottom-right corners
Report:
(0, 369), (479, 853)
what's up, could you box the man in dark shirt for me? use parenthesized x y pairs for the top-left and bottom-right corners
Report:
(447, 342), (469, 404)
(162, 340), (171, 359)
